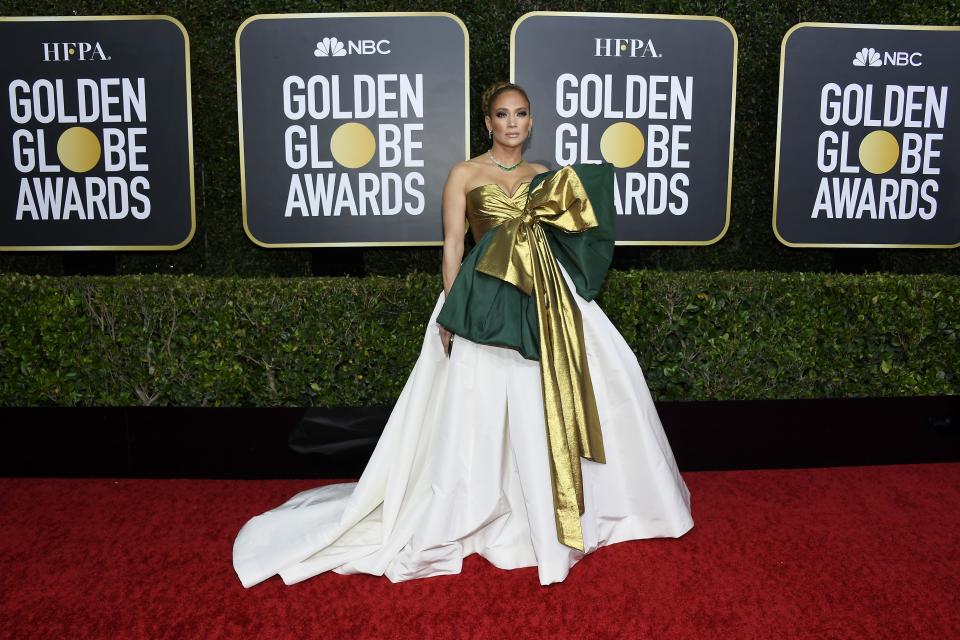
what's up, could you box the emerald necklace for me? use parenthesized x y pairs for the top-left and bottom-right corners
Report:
(488, 149), (523, 171)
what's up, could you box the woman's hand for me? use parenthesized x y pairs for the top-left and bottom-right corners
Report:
(438, 325), (454, 356)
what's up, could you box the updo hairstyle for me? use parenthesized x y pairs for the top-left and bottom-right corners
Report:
(480, 81), (531, 117)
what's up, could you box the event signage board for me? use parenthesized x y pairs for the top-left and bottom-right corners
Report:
(511, 11), (737, 245)
(774, 23), (960, 248)
(0, 15), (195, 252)
(236, 12), (468, 247)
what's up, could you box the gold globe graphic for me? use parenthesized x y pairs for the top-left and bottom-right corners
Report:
(330, 123), (376, 169)
(600, 122), (645, 168)
(57, 127), (101, 173)
(859, 130), (899, 175)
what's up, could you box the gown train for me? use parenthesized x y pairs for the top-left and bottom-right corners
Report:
(233, 261), (694, 587)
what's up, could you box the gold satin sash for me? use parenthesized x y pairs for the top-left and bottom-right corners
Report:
(475, 165), (606, 551)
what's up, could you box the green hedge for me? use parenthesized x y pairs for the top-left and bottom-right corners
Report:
(0, 0), (959, 277)
(1, 271), (956, 406)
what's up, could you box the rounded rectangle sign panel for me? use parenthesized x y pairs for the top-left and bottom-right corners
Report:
(0, 15), (196, 252)
(236, 12), (469, 247)
(511, 11), (737, 245)
(774, 22), (960, 249)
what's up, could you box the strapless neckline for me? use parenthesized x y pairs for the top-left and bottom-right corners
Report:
(467, 181), (531, 200)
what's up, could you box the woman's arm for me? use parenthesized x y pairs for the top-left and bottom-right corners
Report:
(440, 163), (469, 297)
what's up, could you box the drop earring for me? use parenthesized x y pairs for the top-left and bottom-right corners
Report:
(488, 129), (492, 140)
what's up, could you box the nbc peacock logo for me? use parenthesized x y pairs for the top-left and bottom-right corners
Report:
(851, 46), (922, 68)
(314, 37), (347, 57)
(312, 36), (391, 57)
(852, 47), (882, 67)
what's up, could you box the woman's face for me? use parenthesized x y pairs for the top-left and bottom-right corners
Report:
(485, 90), (532, 148)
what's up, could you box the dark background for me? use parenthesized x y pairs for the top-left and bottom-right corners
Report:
(238, 14), (466, 245)
(515, 14), (736, 243)
(776, 25), (960, 246)
(0, 18), (193, 248)
(1, 0), (959, 276)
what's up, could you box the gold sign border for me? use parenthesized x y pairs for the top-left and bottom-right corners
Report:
(510, 10), (739, 247)
(0, 14), (196, 253)
(773, 21), (960, 250)
(236, 11), (470, 249)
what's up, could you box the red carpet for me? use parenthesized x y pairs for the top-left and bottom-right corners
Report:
(1, 463), (957, 639)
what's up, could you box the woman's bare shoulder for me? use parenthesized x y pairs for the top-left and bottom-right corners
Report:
(446, 157), (490, 185)
(529, 162), (550, 173)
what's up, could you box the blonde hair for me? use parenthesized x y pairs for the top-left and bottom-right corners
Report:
(481, 81), (531, 117)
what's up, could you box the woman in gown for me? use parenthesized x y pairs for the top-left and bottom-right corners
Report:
(232, 82), (694, 588)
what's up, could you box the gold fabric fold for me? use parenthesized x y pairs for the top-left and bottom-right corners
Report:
(475, 165), (606, 551)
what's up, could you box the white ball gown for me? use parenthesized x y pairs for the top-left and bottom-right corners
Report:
(233, 163), (694, 587)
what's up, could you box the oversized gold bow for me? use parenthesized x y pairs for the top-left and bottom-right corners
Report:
(475, 165), (606, 551)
